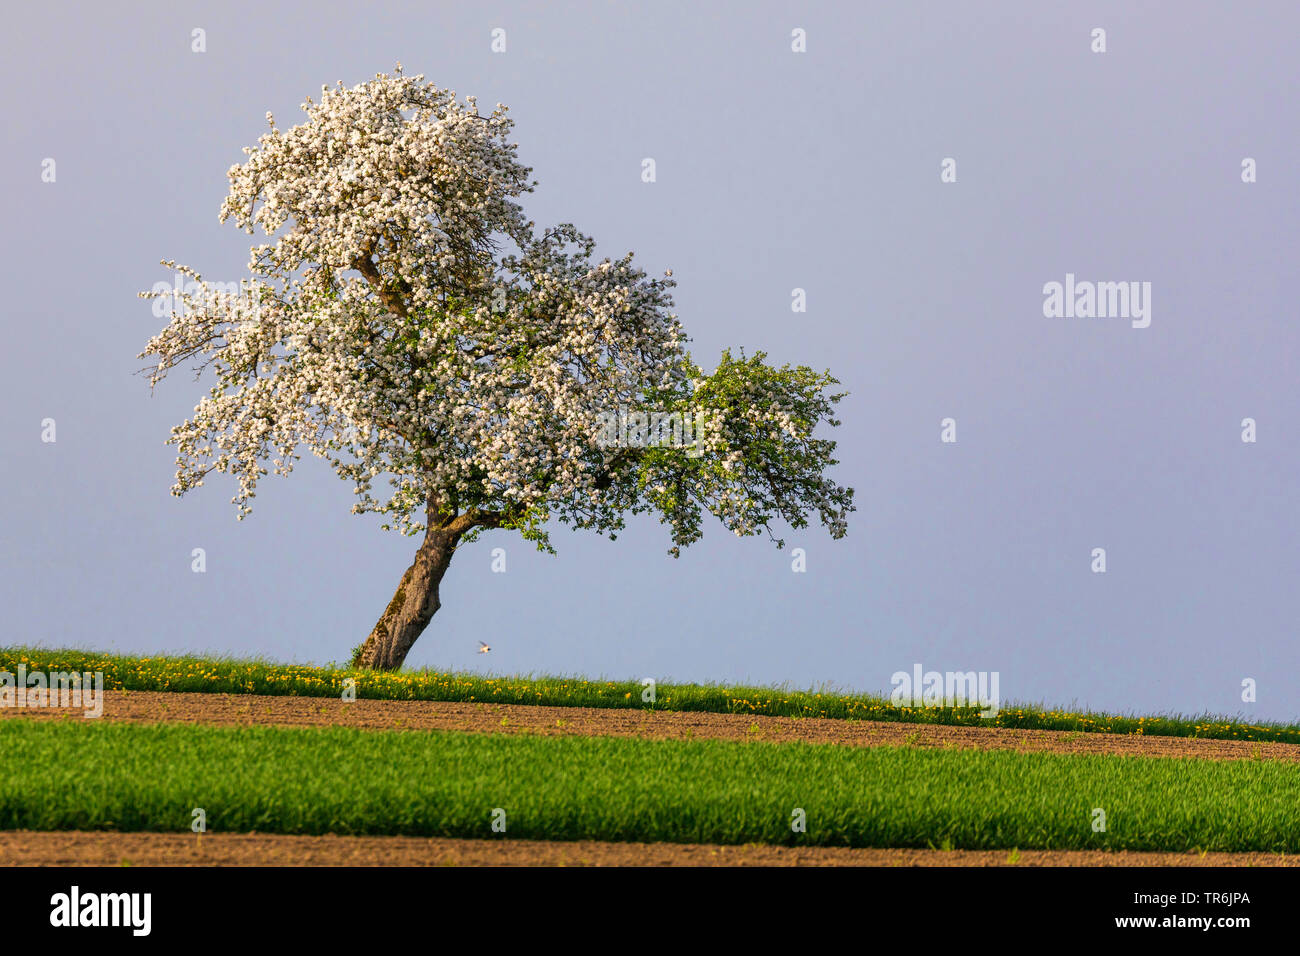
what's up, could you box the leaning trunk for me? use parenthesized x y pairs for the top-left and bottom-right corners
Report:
(353, 525), (461, 670)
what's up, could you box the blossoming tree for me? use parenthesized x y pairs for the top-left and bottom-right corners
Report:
(140, 69), (855, 670)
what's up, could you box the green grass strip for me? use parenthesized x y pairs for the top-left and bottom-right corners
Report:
(2, 719), (1299, 851)
(4, 645), (1297, 744)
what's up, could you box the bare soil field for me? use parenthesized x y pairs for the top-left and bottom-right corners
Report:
(1, 831), (1295, 867)
(3, 689), (1297, 761)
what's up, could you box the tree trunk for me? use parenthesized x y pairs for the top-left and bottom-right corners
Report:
(352, 525), (461, 670)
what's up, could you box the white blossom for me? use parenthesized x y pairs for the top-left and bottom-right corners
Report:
(140, 70), (854, 556)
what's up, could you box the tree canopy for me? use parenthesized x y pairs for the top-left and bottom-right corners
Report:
(141, 69), (853, 562)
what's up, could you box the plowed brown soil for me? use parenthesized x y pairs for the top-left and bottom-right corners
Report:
(3, 689), (1296, 761)
(1, 831), (1294, 867)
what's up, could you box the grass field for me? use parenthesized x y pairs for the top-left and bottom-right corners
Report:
(3, 717), (1300, 852)
(3, 646), (1295, 744)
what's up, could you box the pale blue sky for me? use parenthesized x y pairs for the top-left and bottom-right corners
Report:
(2, 1), (1297, 721)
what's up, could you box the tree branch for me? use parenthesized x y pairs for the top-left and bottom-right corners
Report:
(352, 244), (410, 319)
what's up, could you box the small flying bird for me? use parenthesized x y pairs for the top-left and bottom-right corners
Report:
(478, 641), (491, 654)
